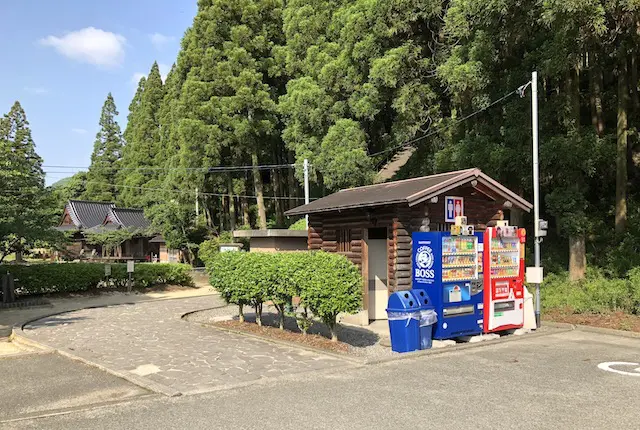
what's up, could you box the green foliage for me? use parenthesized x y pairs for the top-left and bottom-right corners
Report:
(197, 232), (236, 265)
(83, 93), (124, 202)
(0, 101), (62, 263)
(84, 229), (137, 256)
(542, 268), (640, 315)
(288, 218), (307, 230)
(280, 0), (443, 191)
(118, 63), (166, 208)
(51, 172), (88, 207)
(0, 263), (194, 296)
(206, 251), (362, 340)
(297, 252), (362, 341)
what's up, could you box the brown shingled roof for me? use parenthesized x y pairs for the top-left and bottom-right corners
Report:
(285, 168), (532, 216)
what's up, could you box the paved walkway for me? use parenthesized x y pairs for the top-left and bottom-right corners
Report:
(22, 296), (350, 395)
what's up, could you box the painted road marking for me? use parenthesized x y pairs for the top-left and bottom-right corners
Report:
(598, 362), (640, 377)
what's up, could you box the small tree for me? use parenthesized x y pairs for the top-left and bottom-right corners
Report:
(208, 252), (251, 322)
(270, 253), (297, 330)
(299, 252), (362, 342)
(85, 229), (135, 257)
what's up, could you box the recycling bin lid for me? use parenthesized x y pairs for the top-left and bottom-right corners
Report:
(410, 289), (433, 309)
(387, 290), (421, 310)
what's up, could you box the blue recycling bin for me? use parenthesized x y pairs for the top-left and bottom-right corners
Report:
(386, 291), (421, 353)
(410, 289), (437, 350)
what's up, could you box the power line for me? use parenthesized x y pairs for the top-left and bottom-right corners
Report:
(4, 177), (312, 201)
(368, 83), (529, 158)
(41, 163), (297, 173)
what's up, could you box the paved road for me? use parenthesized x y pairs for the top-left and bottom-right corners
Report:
(23, 296), (349, 395)
(0, 354), (148, 421)
(5, 329), (640, 429)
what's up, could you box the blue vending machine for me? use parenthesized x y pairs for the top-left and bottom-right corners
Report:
(412, 230), (484, 339)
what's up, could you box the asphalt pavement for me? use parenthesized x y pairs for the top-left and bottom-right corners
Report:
(0, 353), (149, 422)
(3, 329), (639, 429)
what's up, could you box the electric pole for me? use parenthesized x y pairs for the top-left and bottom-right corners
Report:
(303, 158), (310, 229)
(532, 71), (542, 328)
(195, 187), (199, 217)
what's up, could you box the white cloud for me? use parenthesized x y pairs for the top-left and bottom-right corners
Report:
(40, 27), (126, 68)
(149, 33), (174, 50)
(131, 72), (146, 86)
(71, 128), (87, 134)
(24, 86), (48, 95)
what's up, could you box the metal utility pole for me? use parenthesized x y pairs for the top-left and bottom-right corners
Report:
(195, 187), (199, 217)
(303, 158), (310, 229)
(532, 71), (542, 328)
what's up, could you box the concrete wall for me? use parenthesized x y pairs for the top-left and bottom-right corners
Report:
(249, 237), (308, 253)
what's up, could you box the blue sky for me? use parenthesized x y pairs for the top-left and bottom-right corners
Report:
(0, 0), (197, 185)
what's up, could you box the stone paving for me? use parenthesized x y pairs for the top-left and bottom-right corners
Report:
(23, 296), (351, 395)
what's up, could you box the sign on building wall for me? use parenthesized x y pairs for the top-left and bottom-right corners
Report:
(445, 196), (464, 223)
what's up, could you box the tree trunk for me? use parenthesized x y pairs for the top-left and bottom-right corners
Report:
(255, 303), (263, 326)
(616, 55), (629, 235)
(631, 52), (639, 115)
(14, 250), (23, 263)
(251, 151), (267, 230)
(277, 305), (285, 330)
(227, 174), (236, 231)
(220, 195), (228, 232)
(238, 304), (244, 323)
(568, 235), (586, 281)
(241, 197), (250, 227)
(589, 56), (605, 136)
(273, 168), (285, 227)
(287, 151), (297, 211)
(329, 320), (338, 342)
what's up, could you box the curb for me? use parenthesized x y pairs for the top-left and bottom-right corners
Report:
(9, 296), (222, 398)
(364, 327), (572, 365)
(540, 321), (576, 330)
(574, 324), (640, 339)
(543, 319), (640, 339)
(201, 321), (367, 365)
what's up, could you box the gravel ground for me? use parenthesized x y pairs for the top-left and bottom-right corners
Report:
(184, 306), (393, 359)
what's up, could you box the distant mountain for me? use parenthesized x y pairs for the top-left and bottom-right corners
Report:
(50, 177), (72, 189)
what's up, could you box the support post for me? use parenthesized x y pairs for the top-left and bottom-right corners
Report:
(303, 158), (310, 229)
(532, 71), (542, 328)
(195, 187), (199, 217)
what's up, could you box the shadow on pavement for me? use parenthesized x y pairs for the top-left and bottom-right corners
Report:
(240, 312), (380, 347)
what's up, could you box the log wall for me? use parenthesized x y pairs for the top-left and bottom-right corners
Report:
(306, 187), (509, 307)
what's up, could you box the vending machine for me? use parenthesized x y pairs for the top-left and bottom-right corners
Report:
(412, 228), (484, 339)
(483, 223), (526, 333)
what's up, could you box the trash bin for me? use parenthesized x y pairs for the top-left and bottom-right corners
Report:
(386, 291), (421, 353)
(410, 289), (437, 350)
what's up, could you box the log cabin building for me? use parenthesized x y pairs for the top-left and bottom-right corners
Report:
(285, 168), (532, 324)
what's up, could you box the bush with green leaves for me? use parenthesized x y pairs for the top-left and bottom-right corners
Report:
(541, 267), (640, 315)
(206, 251), (362, 341)
(207, 252), (250, 321)
(299, 252), (362, 341)
(0, 263), (194, 296)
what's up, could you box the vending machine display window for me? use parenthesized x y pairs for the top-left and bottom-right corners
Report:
(483, 226), (526, 333)
(412, 231), (484, 339)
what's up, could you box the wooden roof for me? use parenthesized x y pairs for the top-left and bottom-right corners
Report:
(64, 200), (115, 229)
(104, 208), (151, 230)
(285, 168), (532, 216)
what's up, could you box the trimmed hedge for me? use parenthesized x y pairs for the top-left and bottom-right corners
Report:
(0, 263), (194, 296)
(206, 251), (363, 341)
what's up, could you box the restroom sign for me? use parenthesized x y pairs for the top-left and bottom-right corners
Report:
(445, 196), (464, 223)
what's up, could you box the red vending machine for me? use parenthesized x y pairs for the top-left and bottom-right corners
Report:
(483, 223), (526, 333)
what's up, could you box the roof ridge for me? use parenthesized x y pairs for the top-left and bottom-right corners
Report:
(112, 207), (144, 212)
(69, 199), (115, 205)
(337, 168), (477, 193)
